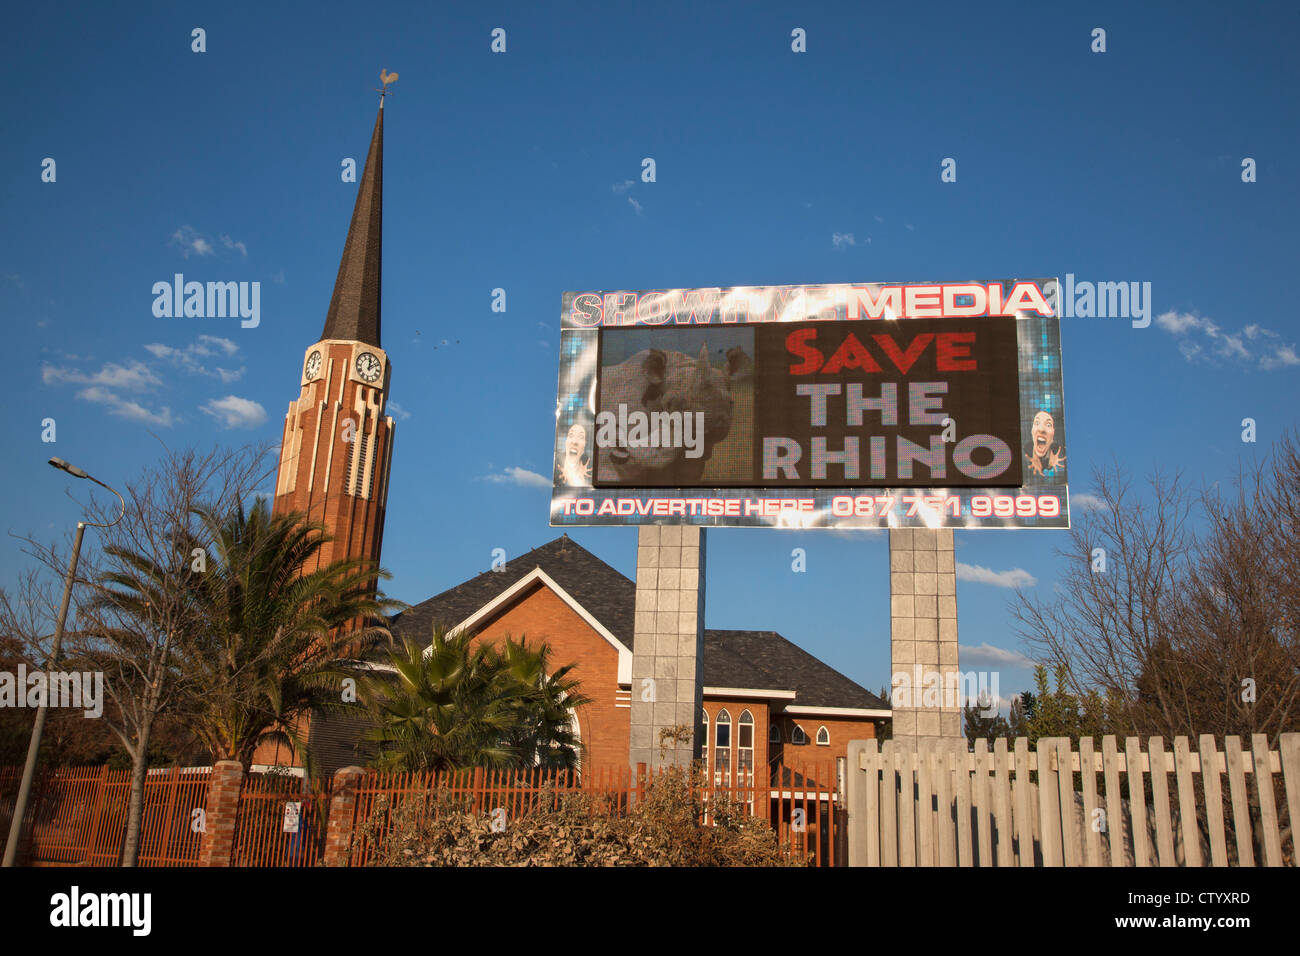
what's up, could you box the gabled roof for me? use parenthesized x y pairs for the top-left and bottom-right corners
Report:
(389, 535), (635, 649)
(388, 534), (887, 713)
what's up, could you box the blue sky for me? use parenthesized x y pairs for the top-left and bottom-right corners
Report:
(3, 1), (1297, 706)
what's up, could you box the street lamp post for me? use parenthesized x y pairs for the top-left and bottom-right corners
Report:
(2, 458), (124, 868)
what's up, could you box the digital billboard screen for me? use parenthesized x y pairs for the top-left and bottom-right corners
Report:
(552, 279), (1068, 529)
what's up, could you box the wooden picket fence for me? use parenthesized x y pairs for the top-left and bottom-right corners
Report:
(846, 735), (1300, 867)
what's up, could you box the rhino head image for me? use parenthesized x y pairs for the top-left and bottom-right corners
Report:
(597, 343), (748, 484)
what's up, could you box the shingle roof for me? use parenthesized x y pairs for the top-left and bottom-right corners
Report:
(388, 535), (636, 651)
(386, 534), (886, 712)
(702, 630), (885, 710)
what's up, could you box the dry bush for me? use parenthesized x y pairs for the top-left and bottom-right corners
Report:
(357, 766), (806, 867)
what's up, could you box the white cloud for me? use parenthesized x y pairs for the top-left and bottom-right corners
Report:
(171, 225), (215, 258)
(386, 401), (411, 421)
(195, 335), (238, 356)
(44, 358), (180, 426)
(42, 360), (161, 391)
(482, 466), (550, 488)
(905, 223), (915, 231)
(627, 196), (643, 214)
(958, 642), (1035, 669)
(144, 336), (243, 381)
(1156, 310), (1214, 335)
(831, 232), (855, 248)
(956, 563), (1037, 588)
(77, 387), (174, 427)
(873, 215), (884, 224)
(1071, 492), (1109, 513)
(1219, 334), (1249, 361)
(171, 225), (247, 259)
(201, 395), (267, 429)
(1157, 310), (1298, 370)
(1260, 344), (1300, 370)
(611, 180), (635, 195)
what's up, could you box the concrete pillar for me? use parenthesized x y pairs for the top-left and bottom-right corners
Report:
(889, 528), (961, 742)
(199, 760), (244, 867)
(629, 525), (706, 770)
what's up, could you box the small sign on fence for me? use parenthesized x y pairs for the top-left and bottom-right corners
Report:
(282, 801), (302, 834)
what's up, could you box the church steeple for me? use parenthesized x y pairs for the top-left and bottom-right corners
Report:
(272, 91), (397, 582)
(260, 83), (399, 774)
(320, 102), (383, 347)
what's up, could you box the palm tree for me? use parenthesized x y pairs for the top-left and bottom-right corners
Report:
(360, 626), (590, 773)
(498, 637), (591, 770)
(169, 498), (401, 771)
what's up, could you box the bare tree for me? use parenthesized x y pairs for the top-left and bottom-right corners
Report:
(10, 442), (270, 866)
(1172, 435), (1300, 740)
(1012, 436), (1300, 744)
(0, 571), (119, 766)
(1010, 461), (1197, 737)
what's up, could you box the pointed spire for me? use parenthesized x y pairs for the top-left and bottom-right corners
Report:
(321, 103), (383, 346)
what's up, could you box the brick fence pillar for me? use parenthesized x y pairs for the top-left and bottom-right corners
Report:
(199, 760), (244, 867)
(323, 765), (366, 867)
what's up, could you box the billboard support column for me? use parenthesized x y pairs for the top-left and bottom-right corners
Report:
(629, 525), (706, 771)
(889, 528), (961, 742)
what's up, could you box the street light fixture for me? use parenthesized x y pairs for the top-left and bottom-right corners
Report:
(2, 458), (124, 867)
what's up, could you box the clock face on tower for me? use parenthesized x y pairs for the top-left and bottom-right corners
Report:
(304, 350), (322, 380)
(355, 351), (383, 383)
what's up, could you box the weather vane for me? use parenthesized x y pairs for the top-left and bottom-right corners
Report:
(375, 68), (399, 104)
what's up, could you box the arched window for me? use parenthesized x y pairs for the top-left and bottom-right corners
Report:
(738, 710), (754, 777)
(791, 724), (808, 745)
(816, 725), (830, 746)
(769, 723), (782, 744)
(701, 710), (709, 774)
(714, 709), (731, 783)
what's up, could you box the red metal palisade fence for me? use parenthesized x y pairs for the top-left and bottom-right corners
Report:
(0, 765), (209, 866)
(344, 762), (840, 866)
(0, 761), (840, 867)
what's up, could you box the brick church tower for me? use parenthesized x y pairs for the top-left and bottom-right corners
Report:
(272, 98), (395, 580)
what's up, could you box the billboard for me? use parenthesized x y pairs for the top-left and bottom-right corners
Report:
(551, 279), (1068, 529)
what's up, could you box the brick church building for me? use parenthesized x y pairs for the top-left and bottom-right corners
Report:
(312, 535), (888, 776)
(260, 93), (888, 777)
